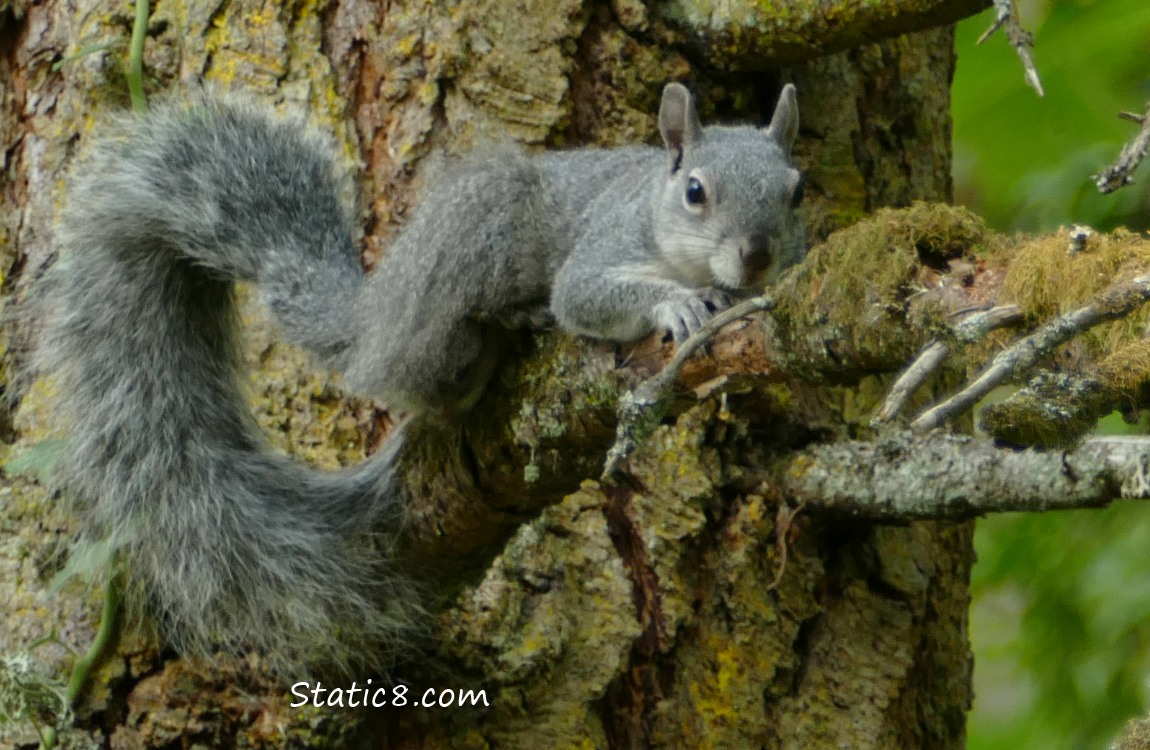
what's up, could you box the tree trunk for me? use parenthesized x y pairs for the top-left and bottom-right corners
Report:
(1, 1), (999, 747)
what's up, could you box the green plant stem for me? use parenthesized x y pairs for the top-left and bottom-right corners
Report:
(65, 570), (124, 705)
(127, 0), (149, 112)
(37, 572), (124, 750)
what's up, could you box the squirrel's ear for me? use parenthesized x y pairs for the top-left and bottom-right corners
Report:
(659, 83), (704, 161)
(765, 83), (799, 155)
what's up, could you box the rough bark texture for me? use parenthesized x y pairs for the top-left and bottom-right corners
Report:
(784, 431), (1150, 520)
(0, 0), (1046, 748)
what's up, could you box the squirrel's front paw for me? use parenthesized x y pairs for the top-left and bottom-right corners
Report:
(653, 289), (732, 343)
(698, 287), (733, 313)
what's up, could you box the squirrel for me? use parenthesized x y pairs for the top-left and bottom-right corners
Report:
(29, 82), (805, 674)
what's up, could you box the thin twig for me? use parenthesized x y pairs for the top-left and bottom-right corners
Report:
(873, 342), (950, 426)
(602, 295), (773, 479)
(1095, 102), (1150, 194)
(872, 305), (1023, 426)
(975, 0), (1009, 45)
(1008, 24), (1044, 97)
(766, 499), (806, 592)
(977, 0), (1044, 97)
(912, 276), (1150, 431)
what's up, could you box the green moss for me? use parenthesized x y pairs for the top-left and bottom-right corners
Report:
(975, 230), (1150, 447)
(980, 372), (1108, 448)
(772, 202), (987, 379)
(789, 201), (984, 310)
(980, 338), (1150, 448)
(999, 228), (1150, 356)
(1098, 339), (1150, 400)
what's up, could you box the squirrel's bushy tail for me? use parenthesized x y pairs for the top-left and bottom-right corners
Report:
(31, 96), (414, 672)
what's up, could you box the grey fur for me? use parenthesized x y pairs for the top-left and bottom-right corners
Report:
(33, 94), (413, 674)
(552, 83), (805, 343)
(31, 83), (805, 673)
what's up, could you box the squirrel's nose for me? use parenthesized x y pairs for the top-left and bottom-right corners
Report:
(738, 237), (773, 283)
(738, 235), (771, 259)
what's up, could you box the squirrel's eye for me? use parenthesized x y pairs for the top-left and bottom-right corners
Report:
(685, 177), (706, 206)
(791, 178), (804, 209)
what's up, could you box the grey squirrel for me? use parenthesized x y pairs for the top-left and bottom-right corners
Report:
(30, 82), (805, 673)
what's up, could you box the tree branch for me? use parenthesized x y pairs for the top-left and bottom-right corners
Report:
(1095, 102), (1150, 194)
(602, 295), (774, 479)
(654, 0), (991, 69)
(976, 0), (1044, 97)
(781, 430), (1150, 521)
(912, 275), (1150, 431)
(873, 304), (1022, 425)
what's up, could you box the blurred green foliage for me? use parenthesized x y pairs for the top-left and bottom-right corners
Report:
(970, 498), (1150, 750)
(955, 3), (1150, 749)
(953, 0), (1150, 233)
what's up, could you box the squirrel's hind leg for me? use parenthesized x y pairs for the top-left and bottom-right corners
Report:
(357, 318), (515, 418)
(432, 321), (519, 417)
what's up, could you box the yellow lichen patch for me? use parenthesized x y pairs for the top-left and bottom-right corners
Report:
(11, 378), (67, 444)
(395, 33), (421, 57)
(233, 287), (375, 469)
(653, 489), (823, 747)
(201, 0), (289, 91)
(438, 485), (638, 746)
(628, 401), (719, 503)
(685, 639), (743, 725)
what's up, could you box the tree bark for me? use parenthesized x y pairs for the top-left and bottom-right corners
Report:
(15, 0), (1135, 748)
